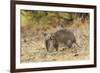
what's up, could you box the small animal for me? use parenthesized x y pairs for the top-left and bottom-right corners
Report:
(44, 29), (80, 52)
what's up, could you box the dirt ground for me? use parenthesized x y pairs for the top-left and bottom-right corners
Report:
(20, 19), (89, 63)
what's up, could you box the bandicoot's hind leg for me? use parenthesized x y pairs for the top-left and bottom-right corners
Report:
(67, 40), (72, 48)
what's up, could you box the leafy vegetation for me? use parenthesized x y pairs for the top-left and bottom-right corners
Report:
(21, 10), (89, 32)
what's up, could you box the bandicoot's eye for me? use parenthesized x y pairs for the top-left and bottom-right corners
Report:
(50, 37), (52, 40)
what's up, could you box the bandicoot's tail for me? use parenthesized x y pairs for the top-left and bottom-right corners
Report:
(75, 42), (81, 48)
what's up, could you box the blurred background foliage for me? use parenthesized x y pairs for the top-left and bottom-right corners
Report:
(20, 10), (89, 32)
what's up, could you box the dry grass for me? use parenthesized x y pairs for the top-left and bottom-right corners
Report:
(20, 18), (89, 63)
